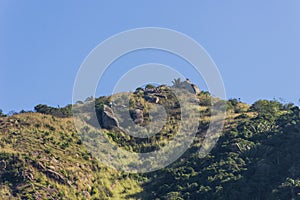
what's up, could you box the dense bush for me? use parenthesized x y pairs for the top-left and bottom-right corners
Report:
(250, 99), (283, 116)
(137, 102), (300, 200)
(34, 104), (72, 118)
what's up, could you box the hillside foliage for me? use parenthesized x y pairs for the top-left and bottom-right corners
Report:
(1, 83), (300, 199)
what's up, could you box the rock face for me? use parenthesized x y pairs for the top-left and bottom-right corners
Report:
(144, 88), (156, 95)
(191, 84), (201, 95)
(175, 78), (201, 95)
(131, 109), (144, 125)
(0, 160), (6, 170)
(134, 87), (144, 94)
(144, 95), (160, 104)
(101, 105), (119, 129)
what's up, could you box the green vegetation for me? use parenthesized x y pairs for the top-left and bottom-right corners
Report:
(0, 113), (142, 199)
(138, 101), (300, 199)
(1, 84), (300, 199)
(34, 104), (72, 118)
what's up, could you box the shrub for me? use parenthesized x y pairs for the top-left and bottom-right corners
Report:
(34, 104), (72, 118)
(145, 84), (156, 90)
(250, 100), (283, 116)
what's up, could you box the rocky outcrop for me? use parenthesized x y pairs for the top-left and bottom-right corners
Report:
(191, 84), (201, 94)
(174, 78), (201, 95)
(144, 96), (160, 104)
(131, 109), (144, 125)
(134, 87), (144, 94)
(144, 88), (156, 95)
(0, 160), (6, 170)
(101, 105), (120, 129)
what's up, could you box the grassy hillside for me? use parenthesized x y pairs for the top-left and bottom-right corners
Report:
(1, 84), (300, 199)
(0, 113), (143, 199)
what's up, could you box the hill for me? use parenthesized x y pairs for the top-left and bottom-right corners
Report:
(1, 82), (300, 199)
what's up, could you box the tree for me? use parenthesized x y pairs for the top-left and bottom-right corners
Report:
(250, 100), (283, 117)
(34, 104), (49, 114)
(172, 78), (182, 87)
(34, 104), (72, 118)
(145, 84), (156, 90)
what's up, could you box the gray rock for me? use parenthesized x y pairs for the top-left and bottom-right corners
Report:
(157, 84), (167, 91)
(132, 109), (144, 124)
(180, 80), (201, 95)
(155, 94), (167, 99)
(101, 105), (119, 129)
(145, 95), (160, 104)
(185, 78), (192, 84)
(134, 87), (144, 94)
(191, 84), (201, 94)
(144, 88), (156, 94)
(0, 160), (6, 170)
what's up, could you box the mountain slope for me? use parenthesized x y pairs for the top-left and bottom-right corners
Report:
(0, 113), (142, 199)
(1, 85), (300, 199)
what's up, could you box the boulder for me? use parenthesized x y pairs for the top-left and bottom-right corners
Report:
(101, 105), (119, 129)
(144, 95), (160, 104)
(185, 78), (192, 84)
(134, 87), (144, 94)
(155, 94), (167, 99)
(191, 84), (201, 94)
(157, 84), (167, 91)
(0, 160), (6, 170)
(144, 88), (156, 94)
(131, 109), (144, 124)
(175, 78), (201, 95)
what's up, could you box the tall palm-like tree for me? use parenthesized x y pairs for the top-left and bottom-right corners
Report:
(172, 78), (182, 87)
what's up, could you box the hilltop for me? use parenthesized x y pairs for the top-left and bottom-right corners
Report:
(1, 81), (300, 199)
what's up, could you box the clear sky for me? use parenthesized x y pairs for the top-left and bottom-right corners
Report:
(1, 1), (300, 113)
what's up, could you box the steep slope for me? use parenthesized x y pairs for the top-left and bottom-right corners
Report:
(1, 83), (300, 199)
(0, 113), (142, 199)
(137, 101), (300, 199)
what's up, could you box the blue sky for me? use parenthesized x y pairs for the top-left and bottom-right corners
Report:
(1, 1), (300, 113)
